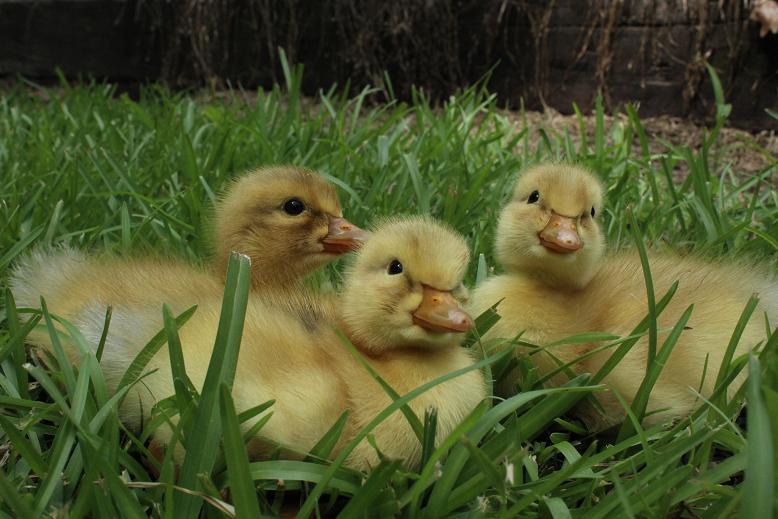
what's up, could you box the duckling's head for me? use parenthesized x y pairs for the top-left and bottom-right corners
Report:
(213, 166), (369, 288)
(340, 217), (474, 354)
(495, 163), (605, 289)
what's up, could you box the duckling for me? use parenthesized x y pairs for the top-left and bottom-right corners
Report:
(471, 163), (778, 429)
(11, 165), (367, 353)
(333, 217), (484, 469)
(15, 217), (483, 471)
(471, 163), (606, 378)
(211, 166), (369, 290)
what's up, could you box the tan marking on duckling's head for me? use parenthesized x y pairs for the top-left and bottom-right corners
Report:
(496, 163), (605, 289)
(340, 216), (473, 355)
(213, 166), (369, 288)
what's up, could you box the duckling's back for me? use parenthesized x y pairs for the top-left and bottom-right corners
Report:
(10, 247), (223, 356)
(584, 251), (777, 337)
(576, 251), (777, 426)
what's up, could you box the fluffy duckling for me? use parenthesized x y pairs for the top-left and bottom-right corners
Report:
(15, 218), (483, 471)
(471, 163), (778, 429)
(333, 217), (484, 469)
(211, 166), (369, 290)
(11, 166), (367, 352)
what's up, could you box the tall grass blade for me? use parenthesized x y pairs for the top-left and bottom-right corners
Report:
(219, 385), (263, 518)
(174, 252), (251, 517)
(616, 304), (694, 441)
(742, 355), (774, 518)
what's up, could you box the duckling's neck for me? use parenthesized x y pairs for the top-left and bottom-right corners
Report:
(523, 269), (590, 291)
(341, 337), (471, 393)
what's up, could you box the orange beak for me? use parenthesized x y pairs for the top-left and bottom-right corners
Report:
(412, 285), (474, 334)
(538, 212), (582, 253)
(321, 216), (370, 253)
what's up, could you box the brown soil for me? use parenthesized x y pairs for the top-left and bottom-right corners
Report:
(507, 107), (778, 179)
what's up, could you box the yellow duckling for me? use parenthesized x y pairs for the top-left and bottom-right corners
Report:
(333, 217), (484, 469)
(11, 165), (367, 351)
(471, 163), (778, 429)
(15, 217), (483, 471)
(211, 166), (369, 289)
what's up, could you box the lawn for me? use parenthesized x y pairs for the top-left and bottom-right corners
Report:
(0, 61), (777, 518)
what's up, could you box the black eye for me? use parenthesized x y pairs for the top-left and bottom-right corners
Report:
(527, 190), (540, 204)
(283, 198), (305, 215)
(591, 207), (596, 218)
(387, 259), (403, 275)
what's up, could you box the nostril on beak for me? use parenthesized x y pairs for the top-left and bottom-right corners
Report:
(341, 224), (351, 231)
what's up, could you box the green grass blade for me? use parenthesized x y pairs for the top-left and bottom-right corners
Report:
(336, 330), (424, 442)
(0, 471), (36, 519)
(219, 384), (263, 518)
(298, 349), (512, 518)
(617, 304), (694, 441)
(591, 281), (678, 384)
(308, 410), (349, 461)
(246, 460), (362, 494)
(713, 295), (759, 401)
(174, 252), (251, 517)
(0, 226), (43, 271)
(628, 210), (657, 367)
(742, 355), (774, 518)
(337, 460), (402, 519)
(0, 414), (47, 474)
(163, 304), (195, 413)
(116, 305), (197, 393)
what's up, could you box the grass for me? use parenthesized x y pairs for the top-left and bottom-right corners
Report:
(0, 58), (777, 517)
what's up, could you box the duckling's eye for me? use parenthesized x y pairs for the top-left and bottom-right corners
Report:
(590, 206), (596, 218)
(283, 198), (305, 216)
(387, 259), (403, 275)
(527, 190), (540, 204)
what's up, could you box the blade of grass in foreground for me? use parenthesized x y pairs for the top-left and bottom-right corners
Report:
(712, 295), (759, 408)
(628, 210), (658, 368)
(336, 330), (424, 441)
(616, 305), (694, 441)
(337, 460), (403, 519)
(116, 305), (198, 392)
(425, 376), (595, 517)
(245, 460), (362, 494)
(174, 252), (251, 518)
(219, 384), (263, 518)
(591, 280), (678, 384)
(307, 410), (350, 461)
(4, 289), (30, 400)
(297, 349), (513, 519)
(163, 304), (196, 415)
(742, 355), (774, 519)
(0, 470), (36, 519)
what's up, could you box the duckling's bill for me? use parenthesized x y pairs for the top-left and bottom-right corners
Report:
(321, 217), (371, 253)
(412, 284), (474, 333)
(539, 212), (582, 253)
